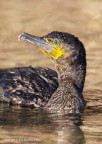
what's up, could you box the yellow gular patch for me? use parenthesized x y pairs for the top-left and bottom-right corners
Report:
(40, 38), (65, 59)
(40, 45), (64, 59)
(48, 45), (64, 59)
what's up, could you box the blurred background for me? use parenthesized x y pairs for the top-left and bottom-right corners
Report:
(0, 0), (102, 90)
(0, 0), (102, 144)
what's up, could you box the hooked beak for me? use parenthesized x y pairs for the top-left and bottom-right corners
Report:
(19, 32), (53, 51)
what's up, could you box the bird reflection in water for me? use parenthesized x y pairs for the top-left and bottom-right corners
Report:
(0, 105), (84, 144)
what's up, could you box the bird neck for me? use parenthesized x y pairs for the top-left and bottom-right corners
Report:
(55, 52), (86, 92)
(56, 63), (72, 81)
(46, 54), (86, 113)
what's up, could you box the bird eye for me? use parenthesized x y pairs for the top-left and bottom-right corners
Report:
(53, 39), (59, 45)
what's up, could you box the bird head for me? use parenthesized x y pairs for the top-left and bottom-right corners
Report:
(19, 31), (86, 70)
(19, 31), (84, 60)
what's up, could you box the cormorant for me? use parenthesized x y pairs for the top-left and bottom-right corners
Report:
(0, 31), (86, 114)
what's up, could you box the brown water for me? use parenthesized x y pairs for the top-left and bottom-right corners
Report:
(0, 0), (102, 143)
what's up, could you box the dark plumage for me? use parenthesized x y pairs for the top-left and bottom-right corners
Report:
(0, 31), (86, 114)
(0, 67), (58, 107)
